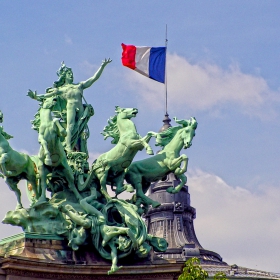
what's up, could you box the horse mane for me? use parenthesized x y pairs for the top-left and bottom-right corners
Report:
(101, 114), (120, 144)
(0, 126), (13, 140)
(31, 108), (41, 132)
(155, 126), (182, 147)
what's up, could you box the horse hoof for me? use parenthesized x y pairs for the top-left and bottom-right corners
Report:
(124, 184), (134, 193)
(115, 187), (125, 195)
(146, 149), (154, 155)
(166, 187), (174, 194)
(152, 202), (161, 208)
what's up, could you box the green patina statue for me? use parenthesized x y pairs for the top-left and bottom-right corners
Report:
(0, 111), (39, 209)
(32, 96), (82, 204)
(87, 106), (157, 201)
(27, 59), (111, 153)
(58, 188), (167, 274)
(124, 117), (197, 214)
(0, 59), (197, 275)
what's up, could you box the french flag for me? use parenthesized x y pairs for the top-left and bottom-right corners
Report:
(121, 43), (166, 83)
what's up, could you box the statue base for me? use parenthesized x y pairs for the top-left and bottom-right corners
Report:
(0, 233), (183, 280)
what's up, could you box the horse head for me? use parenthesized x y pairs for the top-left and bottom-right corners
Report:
(2, 208), (30, 230)
(42, 96), (58, 110)
(181, 117), (197, 149)
(115, 106), (138, 119)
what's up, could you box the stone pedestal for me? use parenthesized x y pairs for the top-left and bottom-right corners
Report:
(0, 233), (278, 280)
(0, 233), (183, 280)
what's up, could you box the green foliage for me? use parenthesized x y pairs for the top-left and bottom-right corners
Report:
(178, 258), (228, 280)
(178, 257), (208, 280)
(213, 272), (228, 280)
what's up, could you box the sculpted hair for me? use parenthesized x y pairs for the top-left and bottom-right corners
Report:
(53, 62), (73, 88)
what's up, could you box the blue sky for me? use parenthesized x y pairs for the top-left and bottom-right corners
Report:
(0, 1), (280, 273)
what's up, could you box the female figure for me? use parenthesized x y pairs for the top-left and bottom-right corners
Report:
(28, 58), (111, 152)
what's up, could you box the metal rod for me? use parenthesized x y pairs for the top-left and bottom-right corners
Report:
(165, 24), (168, 115)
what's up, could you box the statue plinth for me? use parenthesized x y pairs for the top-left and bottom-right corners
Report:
(0, 233), (183, 280)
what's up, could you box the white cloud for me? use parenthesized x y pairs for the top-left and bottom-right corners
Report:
(125, 53), (280, 119)
(188, 168), (280, 273)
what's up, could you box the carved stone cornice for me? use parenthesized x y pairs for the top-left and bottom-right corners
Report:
(0, 256), (181, 280)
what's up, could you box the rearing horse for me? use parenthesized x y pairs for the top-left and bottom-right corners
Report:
(87, 106), (156, 201)
(124, 117), (197, 209)
(0, 126), (38, 209)
(34, 97), (82, 203)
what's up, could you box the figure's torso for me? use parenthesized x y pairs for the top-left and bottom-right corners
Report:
(59, 84), (83, 108)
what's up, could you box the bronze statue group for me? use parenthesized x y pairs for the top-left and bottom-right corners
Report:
(0, 59), (197, 274)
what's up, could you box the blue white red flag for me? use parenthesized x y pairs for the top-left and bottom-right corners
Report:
(121, 43), (166, 83)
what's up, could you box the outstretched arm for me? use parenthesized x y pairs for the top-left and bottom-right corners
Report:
(81, 58), (112, 90)
(27, 88), (59, 101)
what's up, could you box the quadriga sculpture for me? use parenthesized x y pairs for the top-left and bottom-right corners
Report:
(124, 117), (197, 212)
(86, 106), (157, 201)
(0, 57), (197, 275)
(0, 111), (38, 209)
(31, 96), (82, 203)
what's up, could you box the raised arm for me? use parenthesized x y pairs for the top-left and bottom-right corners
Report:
(81, 58), (112, 90)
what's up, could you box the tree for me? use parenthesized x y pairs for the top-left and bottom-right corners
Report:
(178, 258), (229, 280)
(213, 272), (228, 280)
(178, 257), (208, 280)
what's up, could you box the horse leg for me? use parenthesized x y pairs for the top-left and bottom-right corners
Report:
(98, 169), (111, 202)
(135, 197), (149, 215)
(113, 172), (126, 196)
(142, 131), (157, 143)
(0, 153), (13, 176)
(54, 119), (67, 138)
(62, 164), (83, 201)
(134, 180), (160, 208)
(37, 163), (48, 202)
(174, 155), (188, 175)
(140, 139), (154, 155)
(5, 177), (23, 209)
(38, 136), (52, 166)
(139, 133), (157, 155)
(166, 173), (187, 194)
(167, 154), (188, 175)
(26, 160), (39, 201)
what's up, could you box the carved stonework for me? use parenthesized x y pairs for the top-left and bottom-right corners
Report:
(145, 173), (225, 264)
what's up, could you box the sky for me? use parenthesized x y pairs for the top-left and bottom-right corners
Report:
(0, 0), (280, 274)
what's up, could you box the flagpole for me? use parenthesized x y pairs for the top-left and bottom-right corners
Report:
(165, 24), (168, 115)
